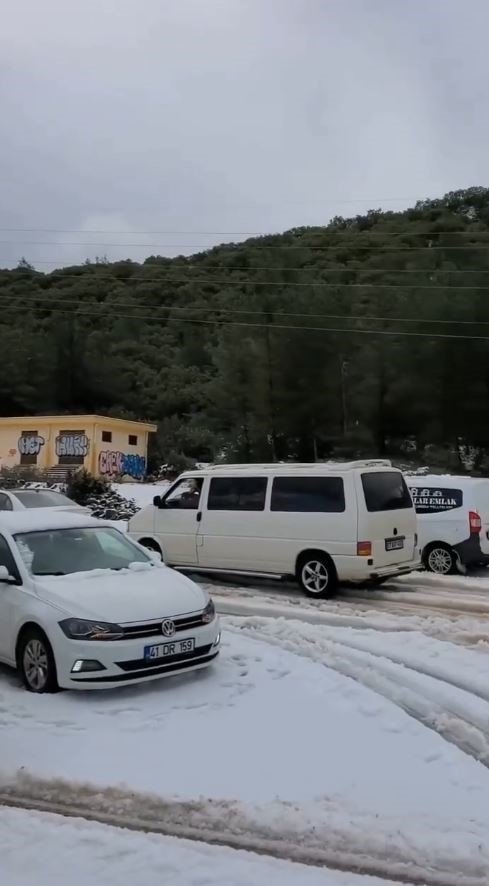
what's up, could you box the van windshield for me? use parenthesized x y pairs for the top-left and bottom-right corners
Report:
(361, 472), (413, 513)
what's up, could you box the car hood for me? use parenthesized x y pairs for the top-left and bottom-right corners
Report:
(33, 564), (207, 623)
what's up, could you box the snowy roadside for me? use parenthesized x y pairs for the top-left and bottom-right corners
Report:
(2, 625), (489, 883)
(0, 806), (409, 886)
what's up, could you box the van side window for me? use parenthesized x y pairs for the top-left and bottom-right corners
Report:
(362, 472), (412, 512)
(409, 487), (463, 514)
(271, 477), (345, 513)
(208, 477), (267, 511)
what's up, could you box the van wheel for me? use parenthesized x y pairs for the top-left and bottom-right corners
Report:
(297, 554), (337, 598)
(423, 544), (456, 575)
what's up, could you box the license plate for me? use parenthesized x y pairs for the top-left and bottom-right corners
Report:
(144, 638), (195, 661)
(385, 537), (404, 551)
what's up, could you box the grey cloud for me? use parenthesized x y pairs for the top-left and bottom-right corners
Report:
(1, 0), (488, 269)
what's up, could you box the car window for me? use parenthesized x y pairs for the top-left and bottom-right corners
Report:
(0, 493), (13, 511)
(14, 527), (150, 576)
(361, 472), (413, 512)
(13, 490), (76, 508)
(271, 477), (345, 513)
(164, 478), (203, 510)
(0, 534), (21, 581)
(207, 477), (267, 511)
(408, 486), (463, 514)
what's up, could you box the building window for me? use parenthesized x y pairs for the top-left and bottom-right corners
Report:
(102, 430), (112, 443)
(56, 429), (89, 465)
(19, 430), (43, 466)
(128, 434), (138, 446)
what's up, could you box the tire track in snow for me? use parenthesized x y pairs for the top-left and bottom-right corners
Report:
(225, 618), (489, 767)
(0, 773), (488, 886)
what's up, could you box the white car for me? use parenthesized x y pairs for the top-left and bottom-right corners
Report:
(0, 511), (220, 693)
(0, 488), (89, 515)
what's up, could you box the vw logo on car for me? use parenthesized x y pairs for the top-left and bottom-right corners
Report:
(161, 619), (176, 638)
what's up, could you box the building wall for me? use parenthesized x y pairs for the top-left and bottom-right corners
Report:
(0, 416), (155, 479)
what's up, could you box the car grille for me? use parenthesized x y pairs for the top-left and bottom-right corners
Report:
(120, 612), (207, 640)
(115, 643), (213, 672)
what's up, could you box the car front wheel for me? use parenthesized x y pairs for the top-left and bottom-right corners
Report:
(18, 629), (59, 693)
(423, 544), (456, 575)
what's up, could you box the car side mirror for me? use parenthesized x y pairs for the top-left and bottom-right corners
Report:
(153, 495), (161, 507)
(148, 549), (162, 563)
(0, 565), (17, 584)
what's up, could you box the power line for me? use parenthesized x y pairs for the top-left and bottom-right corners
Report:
(6, 262), (489, 274)
(3, 274), (489, 291)
(4, 241), (489, 250)
(6, 299), (489, 341)
(1, 289), (487, 325)
(1, 227), (489, 236)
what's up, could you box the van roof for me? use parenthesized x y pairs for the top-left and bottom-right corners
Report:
(405, 474), (489, 487)
(180, 459), (395, 478)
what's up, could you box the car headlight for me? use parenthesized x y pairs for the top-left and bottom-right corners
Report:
(202, 599), (215, 624)
(59, 618), (124, 641)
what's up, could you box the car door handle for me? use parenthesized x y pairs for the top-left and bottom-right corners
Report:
(196, 511), (202, 522)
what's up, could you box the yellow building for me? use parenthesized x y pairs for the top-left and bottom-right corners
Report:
(0, 415), (157, 480)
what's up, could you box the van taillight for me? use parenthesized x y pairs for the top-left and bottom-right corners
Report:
(469, 511), (481, 534)
(357, 541), (372, 557)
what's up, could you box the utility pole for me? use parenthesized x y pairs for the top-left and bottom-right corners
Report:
(341, 358), (349, 438)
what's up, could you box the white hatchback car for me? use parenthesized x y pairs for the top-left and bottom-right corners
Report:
(0, 511), (220, 693)
(0, 488), (89, 515)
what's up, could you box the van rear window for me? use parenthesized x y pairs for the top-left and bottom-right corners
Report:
(271, 477), (345, 513)
(408, 486), (463, 514)
(361, 472), (413, 513)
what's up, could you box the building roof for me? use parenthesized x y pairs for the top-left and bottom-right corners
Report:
(0, 415), (157, 432)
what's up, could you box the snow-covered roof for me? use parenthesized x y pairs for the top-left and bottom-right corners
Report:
(0, 510), (103, 536)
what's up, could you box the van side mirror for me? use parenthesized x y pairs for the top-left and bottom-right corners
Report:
(153, 495), (161, 507)
(0, 565), (17, 584)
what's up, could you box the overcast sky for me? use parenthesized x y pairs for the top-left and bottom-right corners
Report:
(1, 0), (488, 269)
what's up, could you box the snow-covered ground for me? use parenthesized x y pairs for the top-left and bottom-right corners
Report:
(0, 807), (407, 886)
(2, 622), (489, 882)
(113, 481), (170, 510)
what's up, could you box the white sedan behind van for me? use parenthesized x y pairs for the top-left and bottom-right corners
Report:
(129, 461), (421, 597)
(0, 512), (220, 692)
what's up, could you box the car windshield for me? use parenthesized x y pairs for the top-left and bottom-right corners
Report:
(13, 490), (77, 508)
(14, 526), (150, 576)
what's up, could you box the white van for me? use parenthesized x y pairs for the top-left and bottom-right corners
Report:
(406, 475), (489, 574)
(128, 461), (420, 597)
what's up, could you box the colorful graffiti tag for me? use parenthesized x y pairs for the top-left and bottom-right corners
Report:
(98, 450), (146, 480)
(18, 435), (45, 456)
(55, 434), (90, 459)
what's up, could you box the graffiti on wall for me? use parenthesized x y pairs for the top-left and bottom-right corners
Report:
(55, 434), (90, 458)
(18, 435), (45, 456)
(99, 450), (146, 480)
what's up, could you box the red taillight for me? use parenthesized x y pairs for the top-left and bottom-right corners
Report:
(357, 541), (372, 557)
(469, 511), (481, 534)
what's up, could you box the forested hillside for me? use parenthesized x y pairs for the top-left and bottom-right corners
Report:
(3, 187), (489, 469)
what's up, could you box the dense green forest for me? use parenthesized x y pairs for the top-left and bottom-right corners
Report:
(3, 187), (489, 470)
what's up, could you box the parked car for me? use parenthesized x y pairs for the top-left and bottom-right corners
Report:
(406, 475), (489, 574)
(0, 511), (220, 692)
(0, 488), (89, 515)
(128, 460), (420, 597)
